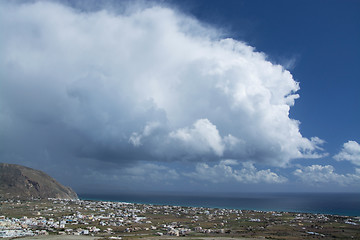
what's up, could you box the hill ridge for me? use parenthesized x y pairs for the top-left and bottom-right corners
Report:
(0, 163), (78, 200)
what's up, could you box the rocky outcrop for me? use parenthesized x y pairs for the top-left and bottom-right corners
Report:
(0, 163), (78, 200)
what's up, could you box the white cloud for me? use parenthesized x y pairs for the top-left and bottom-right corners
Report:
(293, 165), (360, 185)
(0, 1), (325, 168)
(129, 121), (161, 146)
(334, 141), (360, 166)
(169, 119), (225, 156)
(185, 160), (287, 184)
(129, 132), (142, 147)
(121, 163), (180, 182)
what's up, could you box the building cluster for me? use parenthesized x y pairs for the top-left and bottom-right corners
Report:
(0, 216), (37, 238)
(1, 198), (359, 239)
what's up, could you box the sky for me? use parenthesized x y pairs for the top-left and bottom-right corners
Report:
(0, 0), (359, 194)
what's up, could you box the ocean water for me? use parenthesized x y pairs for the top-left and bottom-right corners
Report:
(79, 192), (360, 217)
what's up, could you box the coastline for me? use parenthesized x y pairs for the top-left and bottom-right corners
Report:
(78, 192), (360, 217)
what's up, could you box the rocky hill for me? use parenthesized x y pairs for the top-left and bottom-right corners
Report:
(0, 163), (78, 200)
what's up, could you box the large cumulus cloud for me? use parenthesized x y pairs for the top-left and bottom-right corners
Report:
(0, 1), (325, 169)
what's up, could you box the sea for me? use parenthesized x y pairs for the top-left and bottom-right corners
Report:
(79, 192), (360, 217)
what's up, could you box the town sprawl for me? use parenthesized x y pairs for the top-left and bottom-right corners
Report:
(1, 198), (359, 239)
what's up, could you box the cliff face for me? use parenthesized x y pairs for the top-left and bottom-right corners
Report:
(0, 163), (78, 200)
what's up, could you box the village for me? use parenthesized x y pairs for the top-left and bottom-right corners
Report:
(0, 198), (359, 239)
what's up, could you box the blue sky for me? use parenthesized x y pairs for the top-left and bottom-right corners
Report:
(0, 0), (359, 193)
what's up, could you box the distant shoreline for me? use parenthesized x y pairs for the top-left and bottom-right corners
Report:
(78, 192), (360, 217)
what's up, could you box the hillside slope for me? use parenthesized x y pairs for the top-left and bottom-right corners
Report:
(0, 163), (78, 200)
